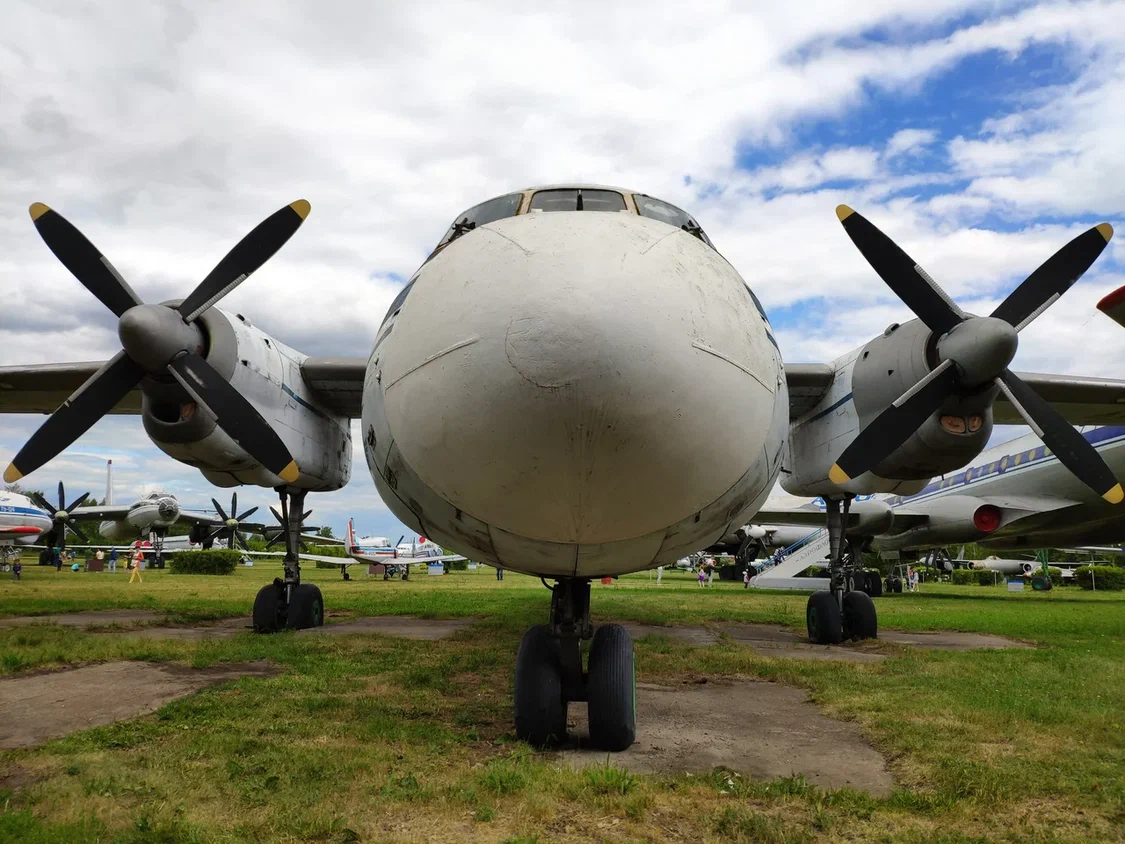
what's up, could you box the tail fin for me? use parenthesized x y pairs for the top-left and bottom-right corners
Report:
(346, 518), (356, 558)
(1098, 284), (1125, 328)
(105, 460), (114, 505)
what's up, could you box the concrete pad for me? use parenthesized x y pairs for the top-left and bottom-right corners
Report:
(621, 623), (718, 646)
(716, 622), (887, 664)
(880, 630), (1033, 650)
(118, 617), (250, 640)
(0, 661), (276, 750)
(562, 679), (893, 796)
(0, 610), (163, 629)
(302, 616), (474, 640)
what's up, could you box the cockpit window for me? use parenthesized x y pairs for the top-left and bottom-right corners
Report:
(529, 189), (626, 213)
(634, 194), (713, 246)
(436, 192), (523, 249)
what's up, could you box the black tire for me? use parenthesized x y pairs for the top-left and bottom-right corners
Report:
(842, 590), (878, 640)
(514, 625), (567, 747)
(865, 571), (883, 598)
(587, 624), (636, 751)
(287, 583), (324, 630)
(253, 582), (287, 633)
(806, 590), (843, 645)
(892, 577), (903, 594)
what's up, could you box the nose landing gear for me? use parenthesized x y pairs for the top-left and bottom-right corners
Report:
(513, 577), (636, 751)
(252, 488), (324, 633)
(806, 497), (879, 645)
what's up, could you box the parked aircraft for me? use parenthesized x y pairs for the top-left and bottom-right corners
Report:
(3, 188), (1123, 752)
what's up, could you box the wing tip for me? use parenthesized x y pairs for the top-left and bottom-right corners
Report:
(835, 205), (855, 222)
(3, 464), (23, 483)
(828, 464), (851, 484)
(289, 199), (311, 220)
(278, 460), (300, 484)
(29, 202), (50, 221)
(1103, 483), (1124, 505)
(1096, 222), (1114, 243)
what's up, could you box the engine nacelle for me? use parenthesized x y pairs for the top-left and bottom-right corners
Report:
(876, 495), (1005, 550)
(784, 319), (997, 498)
(849, 498), (894, 536)
(141, 306), (352, 492)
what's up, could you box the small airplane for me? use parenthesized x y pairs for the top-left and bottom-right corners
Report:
(3, 186), (1124, 752)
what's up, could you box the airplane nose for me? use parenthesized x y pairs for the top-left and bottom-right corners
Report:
(378, 212), (779, 544)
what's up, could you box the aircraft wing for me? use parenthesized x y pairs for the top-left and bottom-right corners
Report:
(299, 357), (365, 418)
(67, 505), (132, 521)
(751, 503), (929, 531)
(0, 361), (141, 414)
(242, 550), (363, 567)
(782, 364), (1125, 425)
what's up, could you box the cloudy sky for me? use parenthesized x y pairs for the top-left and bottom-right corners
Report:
(2, 1), (1124, 538)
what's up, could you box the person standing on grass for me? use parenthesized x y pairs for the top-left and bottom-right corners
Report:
(707, 558), (716, 587)
(743, 567), (751, 588)
(129, 548), (144, 583)
(108, 548), (117, 573)
(10, 560), (20, 582)
(656, 565), (663, 585)
(53, 546), (62, 572)
(697, 565), (705, 587)
(95, 548), (104, 570)
(495, 565), (503, 581)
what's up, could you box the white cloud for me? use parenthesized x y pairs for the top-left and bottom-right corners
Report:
(2, 1), (1125, 537)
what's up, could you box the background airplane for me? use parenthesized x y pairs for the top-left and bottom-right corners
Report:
(1, 188), (1122, 752)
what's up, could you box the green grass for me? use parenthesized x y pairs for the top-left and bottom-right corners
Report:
(2, 561), (1124, 841)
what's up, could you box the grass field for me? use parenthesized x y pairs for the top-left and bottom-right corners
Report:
(1, 561), (1124, 842)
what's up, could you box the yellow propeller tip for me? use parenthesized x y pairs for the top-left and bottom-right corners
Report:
(289, 199), (311, 220)
(835, 205), (854, 222)
(29, 202), (50, 221)
(278, 460), (300, 484)
(828, 464), (851, 484)
(1103, 483), (1124, 504)
(3, 464), (23, 483)
(1096, 223), (1114, 243)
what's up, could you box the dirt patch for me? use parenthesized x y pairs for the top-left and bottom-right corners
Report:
(118, 617), (251, 640)
(0, 661), (276, 750)
(303, 616), (474, 640)
(0, 610), (163, 629)
(561, 678), (893, 796)
(879, 630), (1033, 650)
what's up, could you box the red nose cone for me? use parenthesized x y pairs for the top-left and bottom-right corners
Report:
(974, 505), (1001, 533)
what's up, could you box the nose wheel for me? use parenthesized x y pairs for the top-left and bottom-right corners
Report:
(513, 578), (637, 751)
(806, 497), (879, 645)
(252, 488), (324, 633)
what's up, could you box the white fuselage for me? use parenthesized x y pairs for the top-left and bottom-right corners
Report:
(0, 491), (52, 545)
(363, 194), (788, 578)
(99, 495), (182, 541)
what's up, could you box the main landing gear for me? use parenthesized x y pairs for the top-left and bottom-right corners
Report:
(252, 488), (324, 633)
(806, 497), (878, 645)
(514, 578), (636, 751)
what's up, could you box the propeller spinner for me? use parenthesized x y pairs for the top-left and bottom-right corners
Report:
(4, 201), (311, 486)
(207, 491), (260, 551)
(829, 206), (1121, 504)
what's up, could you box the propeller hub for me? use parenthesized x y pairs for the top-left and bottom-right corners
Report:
(937, 316), (1018, 387)
(118, 304), (204, 372)
(226, 518), (239, 529)
(55, 510), (67, 521)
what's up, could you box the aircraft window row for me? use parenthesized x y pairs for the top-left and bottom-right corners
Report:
(528, 189), (627, 213)
(634, 194), (713, 246)
(437, 192), (524, 248)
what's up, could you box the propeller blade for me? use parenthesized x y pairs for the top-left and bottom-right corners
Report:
(29, 492), (56, 515)
(996, 370), (1123, 503)
(231, 492), (238, 523)
(269, 506), (285, 526)
(29, 203), (144, 317)
(211, 497), (229, 522)
(206, 527), (225, 542)
(177, 200), (311, 323)
(836, 206), (964, 336)
(830, 360), (960, 484)
(235, 506), (259, 522)
(4, 351), (145, 483)
(300, 509), (313, 525)
(69, 522), (89, 544)
(991, 224), (1114, 331)
(65, 492), (90, 512)
(57, 481), (65, 512)
(234, 532), (250, 551)
(227, 534), (236, 550)
(167, 353), (299, 484)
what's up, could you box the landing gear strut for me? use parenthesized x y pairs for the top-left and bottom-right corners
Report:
(252, 488), (324, 633)
(514, 577), (636, 751)
(806, 496), (878, 644)
(149, 528), (166, 569)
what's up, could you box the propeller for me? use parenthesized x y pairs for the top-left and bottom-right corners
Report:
(206, 491), (260, 550)
(3, 201), (311, 486)
(829, 206), (1121, 504)
(30, 481), (92, 550)
(265, 505), (316, 552)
